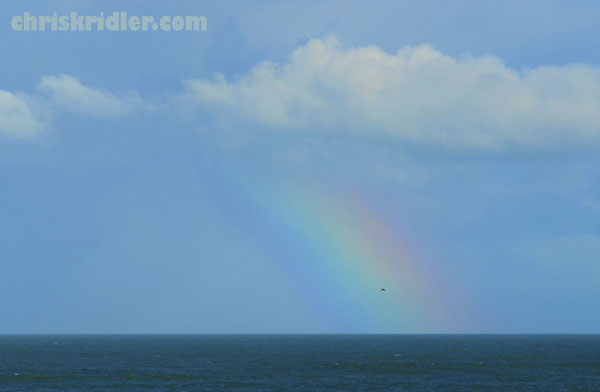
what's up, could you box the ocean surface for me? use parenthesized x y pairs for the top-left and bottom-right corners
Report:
(0, 335), (599, 391)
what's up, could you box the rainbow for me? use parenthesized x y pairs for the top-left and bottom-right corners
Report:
(216, 176), (473, 333)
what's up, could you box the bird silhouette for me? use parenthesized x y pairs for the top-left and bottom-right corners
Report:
(381, 288), (386, 292)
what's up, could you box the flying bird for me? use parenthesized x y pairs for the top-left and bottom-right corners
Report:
(381, 288), (386, 292)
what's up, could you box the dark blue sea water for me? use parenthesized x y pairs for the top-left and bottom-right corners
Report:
(1, 335), (599, 391)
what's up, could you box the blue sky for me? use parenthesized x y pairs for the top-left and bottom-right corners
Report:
(1, 0), (599, 333)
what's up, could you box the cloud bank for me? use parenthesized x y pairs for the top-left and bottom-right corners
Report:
(186, 37), (600, 150)
(3, 39), (600, 150)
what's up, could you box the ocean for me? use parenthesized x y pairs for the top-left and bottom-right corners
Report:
(1, 335), (598, 391)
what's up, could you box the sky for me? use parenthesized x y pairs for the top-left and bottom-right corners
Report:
(1, 0), (599, 333)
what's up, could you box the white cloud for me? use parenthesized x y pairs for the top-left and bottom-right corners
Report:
(185, 36), (600, 150)
(0, 90), (45, 138)
(0, 75), (147, 139)
(37, 74), (143, 118)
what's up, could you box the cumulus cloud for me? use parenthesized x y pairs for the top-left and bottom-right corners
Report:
(37, 74), (144, 118)
(185, 36), (600, 150)
(0, 90), (45, 138)
(0, 75), (148, 139)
